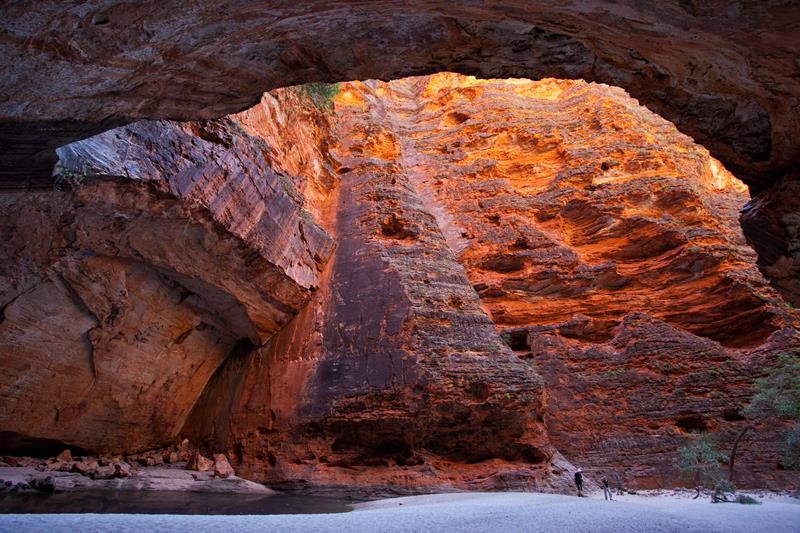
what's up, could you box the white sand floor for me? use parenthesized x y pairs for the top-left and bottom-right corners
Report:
(1, 490), (798, 533)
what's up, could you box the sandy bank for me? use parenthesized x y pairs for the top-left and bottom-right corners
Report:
(1, 491), (798, 532)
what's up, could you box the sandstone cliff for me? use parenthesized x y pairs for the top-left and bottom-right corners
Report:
(318, 74), (800, 489)
(1, 73), (797, 491)
(0, 92), (334, 454)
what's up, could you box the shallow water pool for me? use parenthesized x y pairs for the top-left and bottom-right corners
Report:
(0, 490), (356, 514)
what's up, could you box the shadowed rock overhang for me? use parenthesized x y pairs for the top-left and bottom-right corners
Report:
(1, 1), (798, 194)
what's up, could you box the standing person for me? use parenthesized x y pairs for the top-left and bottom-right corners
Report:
(574, 468), (584, 497)
(602, 475), (614, 500)
(615, 473), (624, 496)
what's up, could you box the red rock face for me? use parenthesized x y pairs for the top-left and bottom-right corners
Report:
(327, 74), (799, 489)
(181, 75), (799, 491)
(1, 73), (798, 491)
(183, 84), (561, 493)
(0, 102), (334, 454)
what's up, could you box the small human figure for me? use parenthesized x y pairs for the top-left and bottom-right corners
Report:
(614, 473), (624, 496)
(574, 468), (584, 497)
(602, 475), (614, 500)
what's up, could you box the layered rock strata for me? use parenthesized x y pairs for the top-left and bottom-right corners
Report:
(183, 83), (560, 493)
(322, 74), (800, 488)
(1, 73), (798, 491)
(0, 92), (334, 454)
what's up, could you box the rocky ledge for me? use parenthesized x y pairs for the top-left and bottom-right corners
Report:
(0, 467), (271, 495)
(0, 443), (270, 494)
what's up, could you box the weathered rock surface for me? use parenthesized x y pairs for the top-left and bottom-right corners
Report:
(0, 1), (798, 198)
(335, 73), (797, 489)
(0, 466), (272, 494)
(213, 454), (235, 478)
(181, 75), (799, 491)
(1, 71), (798, 492)
(0, 101), (334, 454)
(187, 453), (213, 474)
(182, 83), (560, 493)
(741, 178), (800, 308)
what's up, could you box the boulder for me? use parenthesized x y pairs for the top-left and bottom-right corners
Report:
(55, 449), (72, 462)
(10, 482), (31, 493)
(213, 454), (235, 478)
(112, 462), (132, 478)
(92, 465), (115, 480)
(187, 452), (213, 472)
(72, 459), (99, 475)
(30, 476), (56, 493)
(177, 438), (191, 461)
(191, 472), (214, 481)
(45, 461), (67, 472)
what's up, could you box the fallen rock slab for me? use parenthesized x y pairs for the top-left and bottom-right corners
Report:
(55, 450), (72, 463)
(72, 460), (98, 475)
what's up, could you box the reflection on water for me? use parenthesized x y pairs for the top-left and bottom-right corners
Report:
(0, 490), (356, 515)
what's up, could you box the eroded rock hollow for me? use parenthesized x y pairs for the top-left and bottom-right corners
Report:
(1, 74), (798, 491)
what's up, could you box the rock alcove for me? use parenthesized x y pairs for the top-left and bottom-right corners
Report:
(1, 71), (798, 492)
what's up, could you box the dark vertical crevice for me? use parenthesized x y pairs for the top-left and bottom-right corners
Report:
(740, 178), (800, 307)
(179, 337), (256, 452)
(57, 274), (99, 378)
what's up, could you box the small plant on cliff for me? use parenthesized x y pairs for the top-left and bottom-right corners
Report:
(53, 162), (88, 191)
(298, 208), (313, 222)
(295, 82), (341, 113)
(277, 173), (303, 205)
(744, 352), (800, 469)
(603, 368), (626, 380)
(228, 118), (247, 136)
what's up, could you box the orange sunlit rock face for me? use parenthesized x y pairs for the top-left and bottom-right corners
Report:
(186, 78), (562, 494)
(1, 73), (797, 491)
(318, 73), (798, 489)
(368, 73), (764, 347)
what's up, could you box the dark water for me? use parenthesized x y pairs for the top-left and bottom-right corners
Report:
(0, 490), (356, 514)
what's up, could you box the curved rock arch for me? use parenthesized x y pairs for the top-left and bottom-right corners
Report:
(1, 1), (798, 192)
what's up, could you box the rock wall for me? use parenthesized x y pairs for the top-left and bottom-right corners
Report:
(183, 83), (563, 493)
(312, 74), (798, 489)
(741, 178), (800, 309)
(184, 75), (799, 490)
(1, 72), (798, 490)
(0, 102), (334, 454)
